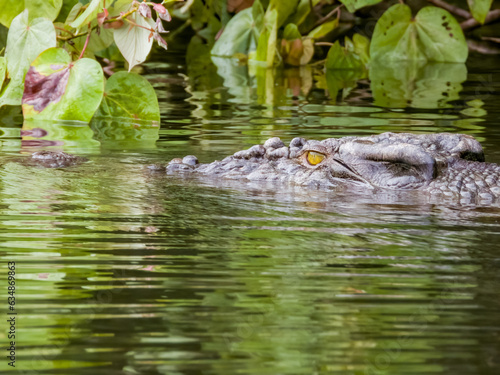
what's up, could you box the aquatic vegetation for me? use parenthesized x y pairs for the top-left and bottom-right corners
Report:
(0, 0), (168, 122)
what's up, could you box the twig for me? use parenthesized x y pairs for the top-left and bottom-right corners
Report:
(79, 25), (92, 59)
(315, 42), (334, 46)
(461, 9), (500, 31)
(314, 4), (343, 27)
(467, 39), (500, 54)
(55, 26), (74, 37)
(428, 0), (471, 19)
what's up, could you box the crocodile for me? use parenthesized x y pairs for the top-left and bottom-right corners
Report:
(154, 132), (500, 203)
(27, 151), (87, 168)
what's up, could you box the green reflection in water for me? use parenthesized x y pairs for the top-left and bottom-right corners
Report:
(370, 61), (467, 109)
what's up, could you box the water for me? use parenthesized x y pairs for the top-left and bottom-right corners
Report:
(0, 49), (500, 374)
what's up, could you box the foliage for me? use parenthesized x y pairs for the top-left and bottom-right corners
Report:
(0, 0), (170, 123)
(172, 0), (498, 75)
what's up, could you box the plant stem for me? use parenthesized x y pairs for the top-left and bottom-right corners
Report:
(428, 0), (471, 19)
(315, 42), (334, 46)
(314, 4), (343, 28)
(79, 25), (92, 59)
(55, 26), (74, 37)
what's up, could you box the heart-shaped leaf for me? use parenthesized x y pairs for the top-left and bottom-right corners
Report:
(113, 11), (155, 71)
(0, 0), (63, 27)
(370, 4), (468, 63)
(94, 71), (160, 122)
(0, 10), (56, 106)
(22, 48), (104, 122)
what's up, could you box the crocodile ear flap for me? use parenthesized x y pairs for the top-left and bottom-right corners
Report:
(339, 142), (436, 189)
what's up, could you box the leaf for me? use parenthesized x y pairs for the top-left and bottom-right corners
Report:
(211, 5), (262, 57)
(55, 0), (80, 23)
(468, 0), (493, 24)
(27, 0), (63, 22)
(308, 19), (338, 39)
(369, 60), (467, 109)
(113, 11), (156, 71)
(22, 47), (104, 122)
(94, 71), (160, 122)
(0, 10), (56, 107)
(339, 0), (383, 13)
(370, 4), (468, 63)
(70, 0), (103, 28)
(255, 8), (278, 67)
(228, 0), (254, 13)
(0, 0), (24, 28)
(283, 23), (302, 41)
(326, 36), (367, 70)
(268, 0), (299, 28)
(286, 0), (321, 27)
(0, 56), (6, 89)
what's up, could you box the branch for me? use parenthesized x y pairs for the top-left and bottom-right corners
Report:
(461, 9), (500, 31)
(313, 4), (343, 28)
(428, 0), (471, 19)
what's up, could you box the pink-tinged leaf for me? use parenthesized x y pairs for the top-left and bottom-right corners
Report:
(154, 33), (168, 50)
(103, 20), (124, 29)
(153, 3), (167, 14)
(139, 3), (152, 18)
(156, 18), (168, 33)
(23, 66), (70, 112)
(159, 9), (172, 22)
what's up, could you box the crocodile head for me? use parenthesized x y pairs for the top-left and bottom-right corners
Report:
(163, 133), (487, 191)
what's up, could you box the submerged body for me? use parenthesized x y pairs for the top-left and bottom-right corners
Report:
(158, 132), (500, 203)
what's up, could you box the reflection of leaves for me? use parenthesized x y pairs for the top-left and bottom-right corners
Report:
(94, 71), (160, 122)
(90, 118), (160, 149)
(371, 4), (468, 63)
(22, 48), (104, 122)
(369, 60), (467, 109)
(468, 0), (493, 24)
(186, 36), (222, 91)
(22, 119), (100, 149)
(317, 69), (367, 101)
(211, 56), (252, 103)
(326, 34), (370, 70)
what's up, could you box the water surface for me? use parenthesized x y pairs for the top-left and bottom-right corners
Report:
(0, 50), (499, 374)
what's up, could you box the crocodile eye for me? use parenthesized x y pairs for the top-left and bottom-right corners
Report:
(306, 151), (326, 165)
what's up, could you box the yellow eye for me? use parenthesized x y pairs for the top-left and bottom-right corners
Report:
(306, 151), (325, 165)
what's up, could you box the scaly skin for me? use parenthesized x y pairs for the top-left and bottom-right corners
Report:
(158, 132), (500, 202)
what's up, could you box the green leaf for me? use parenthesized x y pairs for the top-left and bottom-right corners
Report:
(255, 8), (278, 67)
(308, 19), (338, 39)
(369, 60), (467, 109)
(468, 0), (493, 24)
(370, 4), (468, 63)
(22, 47), (104, 122)
(0, 56), (6, 89)
(94, 71), (160, 122)
(0, 0), (63, 27)
(286, 0), (321, 27)
(339, 0), (383, 13)
(268, 0), (299, 28)
(55, 0), (80, 23)
(70, 0), (103, 28)
(211, 7), (261, 56)
(0, 10), (56, 107)
(326, 36), (368, 70)
(113, 11), (155, 71)
(283, 23), (302, 41)
(0, 0), (24, 28)
(27, 0), (63, 22)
